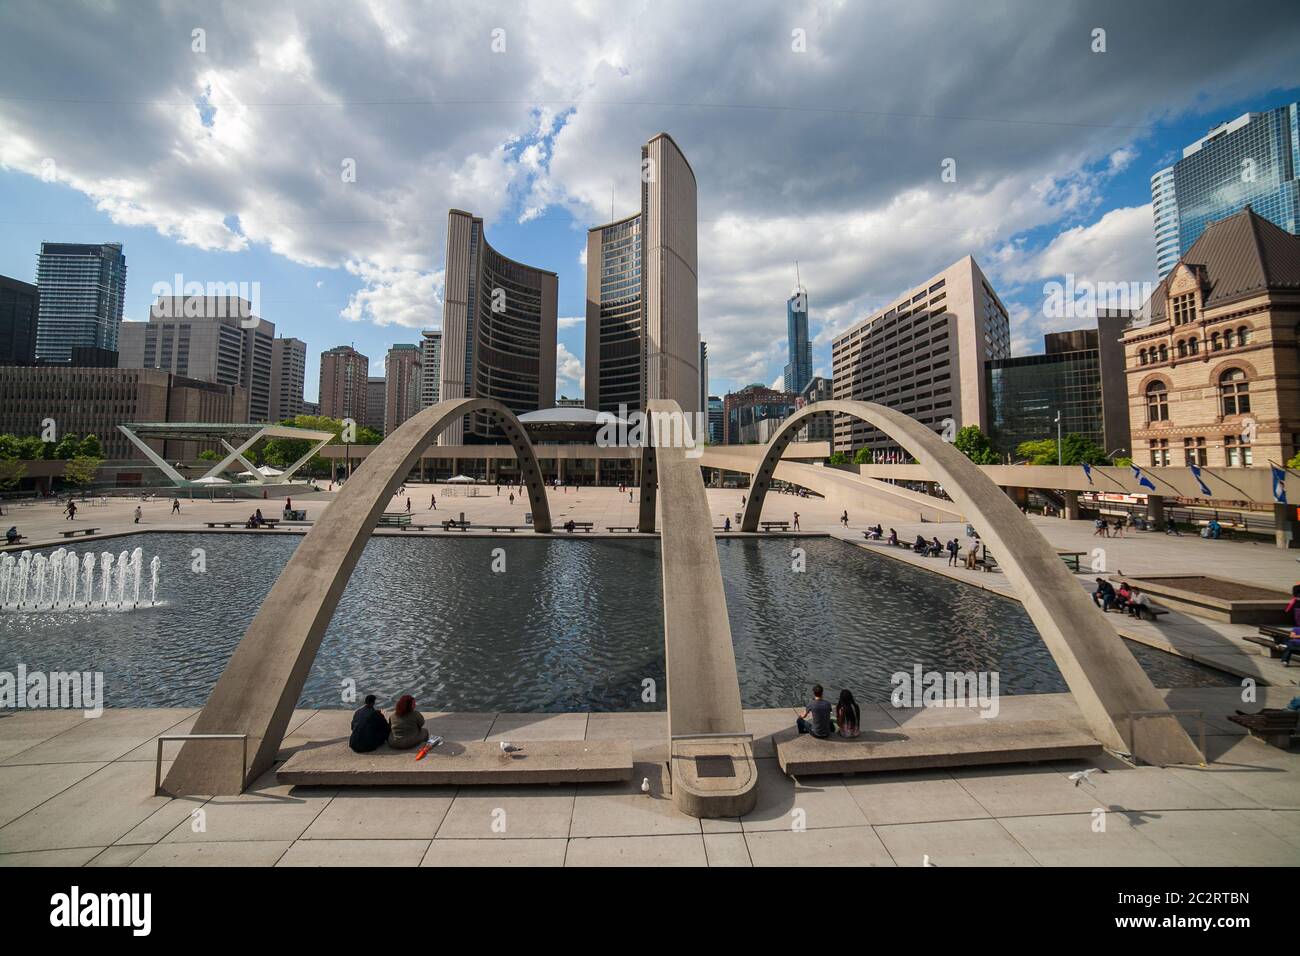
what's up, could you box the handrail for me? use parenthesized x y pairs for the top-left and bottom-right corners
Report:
(155, 733), (248, 795)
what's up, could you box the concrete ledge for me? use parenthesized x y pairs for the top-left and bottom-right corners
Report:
(277, 739), (634, 786)
(1110, 573), (1290, 625)
(670, 737), (759, 818)
(775, 719), (1103, 776)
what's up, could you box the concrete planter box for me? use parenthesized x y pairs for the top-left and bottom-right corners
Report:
(1110, 573), (1291, 625)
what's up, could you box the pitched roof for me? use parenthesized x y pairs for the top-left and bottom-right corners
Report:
(1145, 207), (1300, 321)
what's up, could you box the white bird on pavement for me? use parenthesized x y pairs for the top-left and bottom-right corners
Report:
(641, 777), (651, 793)
(500, 741), (522, 753)
(1068, 768), (1101, 787)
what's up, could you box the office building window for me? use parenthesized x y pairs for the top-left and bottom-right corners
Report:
(1183, 436), (1207, 466)
(1220, 368), (1250, 415)
(1171, 292), (1197, 325)
(1150, 438), (1170, 467)
(1224, 434), (1253, 467)
(1145, 381), (1169, 422)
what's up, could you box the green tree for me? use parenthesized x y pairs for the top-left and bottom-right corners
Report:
(78, 434), (103, 458)
(1112, 455), (1133, 468)
(852, 447), (873, 465)
(1015, 434), (1110, 466)
(828, 451), (849, 466)
(0, 458), (25, 493)
(953, 425), (999, 465)
(62, 455), (102, 487)
(18, 436), (48, 460)
(197, 449), (221, 462)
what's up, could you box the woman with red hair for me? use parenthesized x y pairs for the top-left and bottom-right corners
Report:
(387, 694), (429, 750)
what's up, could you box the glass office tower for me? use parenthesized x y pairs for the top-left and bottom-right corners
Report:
(1150, 102), (1300, 277)
(784, 285), (812, 397)
(34, 241), (127, 363)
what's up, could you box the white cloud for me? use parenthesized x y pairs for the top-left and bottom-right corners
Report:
(340, 260), (441, 329)
(558, 315), (584, 329)
(556, 341), (584, 395)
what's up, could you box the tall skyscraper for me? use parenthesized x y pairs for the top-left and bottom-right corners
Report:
(384, 343), (421, 435)
(270, 336), (307, 422)
(707, 395), (723, 444)
(35, 241), (127, 363)
(319, 345), (369, 424)
(831, 255), (1010, 455)
(784, 279), (812, 397)
(440, 208), (557, 443)
(363, 377), (386, 433)
(0, 275), (39, 365)
(118, 296), (274, 423)
(586, 132), (699, 415)
(419, 329), (442, 408)
(1150, 101), (1300, 277)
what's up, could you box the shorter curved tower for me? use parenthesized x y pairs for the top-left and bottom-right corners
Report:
(440, 209), (557, 443)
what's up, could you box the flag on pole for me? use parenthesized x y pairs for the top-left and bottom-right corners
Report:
(1131, 464), (1156, 492)
(1188, 462), (1213, 497)
(1271, 464), (1288, 505)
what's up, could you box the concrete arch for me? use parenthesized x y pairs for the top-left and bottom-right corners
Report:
(742, 400), (1202, 767)
(164, 398), (552, 795)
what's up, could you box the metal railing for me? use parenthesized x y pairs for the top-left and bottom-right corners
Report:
(154, 733), (248, 795)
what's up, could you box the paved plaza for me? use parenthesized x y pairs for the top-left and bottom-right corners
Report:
(1, 482), (1298, 865)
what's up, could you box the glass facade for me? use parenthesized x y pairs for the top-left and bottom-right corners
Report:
(784, 287), (812, 397)
(985, 349), (1103, 459)
(1151, 103), (1300, 277)
(34, 242), (127, 363)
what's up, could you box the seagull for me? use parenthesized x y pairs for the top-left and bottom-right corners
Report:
(1068, 768), (1102, 787)
(500, 741), (522, 753)
(641, 777), (651, 794)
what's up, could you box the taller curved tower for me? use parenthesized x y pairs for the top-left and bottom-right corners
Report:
(440, 209), (558, 443)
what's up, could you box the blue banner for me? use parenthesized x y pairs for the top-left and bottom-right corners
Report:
(1188, 462), (1213, 497)
(1272, 465), (1288, 505)
(1131, 464), (1156, 492)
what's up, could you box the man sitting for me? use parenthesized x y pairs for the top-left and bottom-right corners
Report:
(5, 526), (18, 544)
(1093, 578), (1117, 612)
(796, 685), (834, 740)
(1128, 588), (1154, 619)
(349, 694), (391, 753)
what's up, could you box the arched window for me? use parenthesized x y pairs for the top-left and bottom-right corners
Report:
(1238, 326), (1249, 345)
(1146, 380), (1170, 423)
(1158, 344), (1168, 362)
(1220, 368), (1250, 416)
(1177, 340), (1187, 358)
(1211, 332), (1222, 351)
(1224, 329), (1236, 348)
(1139, 349), (1148, 366)
(1188, 337), (1199, 355)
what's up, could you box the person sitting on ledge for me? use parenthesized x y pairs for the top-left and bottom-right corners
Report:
(836, 689), (861, 738)
(796, 684), (834, 739)
(1093, 577), (1116, 612)
(1114, 581), (1133, 613)
(4, 526), (18, 544)
(912, 534), (928, 554)
(887, 528), (898, 546)
(349, 694), (391, 753)
(245, 514), (257, 529)
(1128, 587), (1152, 619)
(387, 694), (429, 750)
(929, 536), (943, 557)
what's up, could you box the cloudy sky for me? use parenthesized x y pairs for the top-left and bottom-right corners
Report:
(1, 0), (1298, 402)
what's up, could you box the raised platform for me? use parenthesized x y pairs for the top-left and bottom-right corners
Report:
(1111, 573), (1290, 625)
(277, 738), (634, 786)
(670, 736), (759, 818)
(775, 719), (1104, 776)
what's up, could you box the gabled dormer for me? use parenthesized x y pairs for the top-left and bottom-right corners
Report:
(1165, 262), (1207, 328)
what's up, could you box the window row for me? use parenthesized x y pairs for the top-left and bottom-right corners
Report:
(1136, 326), (1251, 365)
(1144, 368), (1250, 423)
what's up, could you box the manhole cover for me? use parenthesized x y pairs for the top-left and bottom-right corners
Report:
(695, 755), (736, 778)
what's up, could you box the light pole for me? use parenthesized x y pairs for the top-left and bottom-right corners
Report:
(1054, 411), (1062, 466)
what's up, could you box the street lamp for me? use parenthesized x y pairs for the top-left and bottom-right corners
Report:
(1054, 411), (1062, 466)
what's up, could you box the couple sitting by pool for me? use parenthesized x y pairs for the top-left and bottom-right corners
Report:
(348, 693), (431, 752)
(795, 684), (862, 739)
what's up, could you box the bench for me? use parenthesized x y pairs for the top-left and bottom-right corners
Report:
(2, 535), (25, 546)
(276, 738), (634, 786)
(775, 719), (1103, 777)
(484, 525), (531, 532)
(1125, 602), (1169, 621)
(1226, 709), (1298, 749)
(760, 521), (791, 532)
(440, 519), (470, 531)
(59, 527), (99, 538)
(562, 521), (594, 533)
(606, 526), (638, 533)
(1248, 626), (1293, 658)
(204, 520), (280, 529)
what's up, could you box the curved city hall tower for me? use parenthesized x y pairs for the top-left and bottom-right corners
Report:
(440, 209), (558, 443)
(586, 133), (700, 415)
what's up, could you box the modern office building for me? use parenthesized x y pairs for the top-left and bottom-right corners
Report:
(34, 242), (127, 363)
(319, 345), (369, 424)
(585, 132), (699, 416)
(441, 208), (557, 443)
(784, 284), (813, 397)
(985, 312), (1131, 460)
(1150, 102), (1300, 278)
(0, 275), (39, 365)
(1123, 207), (1300, 467)
(794, 375), (835, 443)
(723, 383), (797, 445)
(831, 255), (1010, 456)
(0, 366), (247, 460)
(270, 336), (307, 423)
(384, 344), (421, 435)
(301, 400), (320, 417)
(707, 395), (723, 445)
(363, 377), (386, 433)
(419, 329), (442, 408)
(118, 296), (275, 423)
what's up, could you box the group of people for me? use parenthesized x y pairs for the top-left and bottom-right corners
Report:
(1092, 578), (1153, 617)
(349, 694), (432, 752)
(243, 508), (269, 529)
(1093, 516), (1126, 537)
(795, 685), (862, 739)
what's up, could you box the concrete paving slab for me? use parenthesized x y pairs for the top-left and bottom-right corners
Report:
(0, 709), (94, 741)
(434, 784), (576, 839)
(875, 818), (1039, 867)
(1057, 765), (1239, 812)
(0, 846), (105, 866)
(486, 712), (588, 741)
(159, 773), (336, 845)
(950, 765), (1102, 817)
(421, 837), (568, 867)
(564, 833), (707, 866)
(86, 844), (150, 867)
(743, 826), (895, 866)
(2, 708), (196, 766)
(301, 789), (455, 840)
(740, 761), (869, 832)
(998, 812), (1181, 866)
(570, 762), (699, 837)
(114, 791), (209, 845)
(702, 832), (752, 866)
(0, 760), (107, 829)
(132, 840), (293, 866)
(844, 769), (991, 825)
(277, 838), (431, 867)
(1132, 809), (1300, 866)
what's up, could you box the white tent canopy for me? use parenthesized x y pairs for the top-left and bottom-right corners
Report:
(192, 475), (231, 485)
(446, 475), (476, 484)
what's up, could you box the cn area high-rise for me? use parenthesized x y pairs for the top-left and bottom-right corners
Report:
(585, 133), (700, 416)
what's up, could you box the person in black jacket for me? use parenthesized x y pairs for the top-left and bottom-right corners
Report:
(349, 695), (390, 753)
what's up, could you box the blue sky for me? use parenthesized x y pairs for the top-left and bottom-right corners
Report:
(1, 1), (1297, 403)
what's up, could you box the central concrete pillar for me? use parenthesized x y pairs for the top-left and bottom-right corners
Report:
(1148, 494), (1165, 531)
(1062, 490), (1080, 520)
(1274, 502), (1300, 549)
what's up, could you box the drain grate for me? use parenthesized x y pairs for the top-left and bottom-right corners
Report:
(694, 755), (736, 778)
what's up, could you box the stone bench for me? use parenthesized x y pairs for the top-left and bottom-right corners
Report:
(59, 527), (99, 538)
(277, 738), (634, 786)
(775, 719), (1103, 777)
(1226, 709), (1298, 749)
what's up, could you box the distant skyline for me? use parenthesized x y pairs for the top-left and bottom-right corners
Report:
(1, 1), (1298, 403)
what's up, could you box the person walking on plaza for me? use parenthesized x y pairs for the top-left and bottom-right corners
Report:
(133, 505), (142, 524)
(429, 493), (437, 510)
(509, 492), (516, 506)
(64, 499), (77, 520)
(793, 512), (800, 531)
(171, 498), (181, 515)
(840, 510), (848, 527)
(496, 484), (500, 496)
(406, 497), (411, 514)
(724, 517), (731, 532)
(629, 490), (634, 503)
(947, 538), (960, 566)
